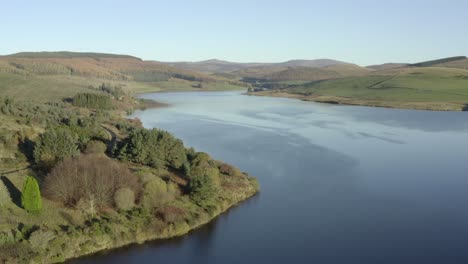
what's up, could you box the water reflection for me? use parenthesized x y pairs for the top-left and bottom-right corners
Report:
(74, 91), (468, 264)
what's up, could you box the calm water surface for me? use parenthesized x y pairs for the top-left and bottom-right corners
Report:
(75, 91), (468, 264)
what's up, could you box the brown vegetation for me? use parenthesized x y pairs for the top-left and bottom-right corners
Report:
(43, 154), (141, 210)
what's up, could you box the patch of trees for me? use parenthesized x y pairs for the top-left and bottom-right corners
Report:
(43, 154), (141, 212)
(128, 71), (171, 82)
(98, 83), (125, 99)
(33, 127), (80, 170)
(186, 152), (220, 210)
(72, 93), (113, 110)
(117, 128), (187, 170)
(33, 121), (107, 170)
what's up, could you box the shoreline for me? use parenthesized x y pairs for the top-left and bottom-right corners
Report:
(66, 188), (258, 263)
(248, 91), (468, 112)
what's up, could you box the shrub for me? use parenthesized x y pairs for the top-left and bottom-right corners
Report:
(43, 154), (141, 210)
(76, 196), (97, 216)
(118, 128), (187, 169)
(0, 180), (11, 207)
(155, 206), (187, 223)
(33, 127), (79, 170)
(21, 176), (42, 213)
(28, 229), (55, 251)
(141, 177), (177, 210)
(114, 188), (135, 211)
(84, 140), (107, 154)
(219, 163), (237, 176)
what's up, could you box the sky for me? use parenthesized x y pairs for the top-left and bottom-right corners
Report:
(1, 0), (467, 65)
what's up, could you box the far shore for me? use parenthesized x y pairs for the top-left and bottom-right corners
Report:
(248, 90), (468, 112)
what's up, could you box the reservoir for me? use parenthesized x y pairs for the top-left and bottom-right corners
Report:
(75, 91), (468, 264)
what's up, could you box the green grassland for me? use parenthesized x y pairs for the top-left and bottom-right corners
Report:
(251, 64), (468, 111)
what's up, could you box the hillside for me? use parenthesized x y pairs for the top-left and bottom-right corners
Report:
(4, 51), (141, 60)
(161, 58), (349, 74)
(0, 52), (246, 101)
(431, 58), (468, 70)
(260, 64), (371, 82)
(249, 64), (468, 111)
(0, 52), (258, 262)
(366, 63), (408, 71)
(409, 56), (467, 67)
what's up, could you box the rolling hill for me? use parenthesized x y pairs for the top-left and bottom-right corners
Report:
(259, 64), (372, 82)
(366, 63), (408, 71)
(0, 52), (246, 101)
(409, 56), (467, 67)
(161, 58), (349, 74)
(249, 56), (468, 111)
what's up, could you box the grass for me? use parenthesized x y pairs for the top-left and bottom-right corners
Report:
(255, 66), (468, 111)
(131, 78), (246, 94)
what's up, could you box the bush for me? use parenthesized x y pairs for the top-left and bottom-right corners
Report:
(219, 163), (237, 176)
(28, 230), (55, 251)
(33, 127), (79, 170)
(0, 180), (11, 207)
(155, 206), (187, 223)
(114, 188), (135, 211)
(21, 176), (42, 213)
(118, 128), (187, 169)
(84, 140), (107, 154)
(141, 177), (177, 210)
(43, 154), (141, 210)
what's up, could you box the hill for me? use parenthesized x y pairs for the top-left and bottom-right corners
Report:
(250, 64), (468, 111)
(366, 63), (408, 71)
(4, 51), (141, 60)
(431, 58), (468, 70)
(0, 51), (258, 262)
(161, 58), (349, 74)
(0, 52), (246, 101)
(260, 64), (371, 82)
(409, 56), (467, 67)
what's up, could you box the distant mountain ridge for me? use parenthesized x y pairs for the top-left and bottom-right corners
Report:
(160, 58), (351, 73)
(4, 51), (142, 60)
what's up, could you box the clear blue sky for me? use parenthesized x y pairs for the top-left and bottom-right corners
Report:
(2, 0), (467, 65)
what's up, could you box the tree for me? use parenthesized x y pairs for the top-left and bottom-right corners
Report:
(188, 174), (218, 210)
(118, 128), (187, 170)
(21, 176), (42, 213)
(33, 127), (79, 170)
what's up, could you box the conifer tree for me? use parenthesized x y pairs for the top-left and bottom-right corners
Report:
(21, 176), (42, 213)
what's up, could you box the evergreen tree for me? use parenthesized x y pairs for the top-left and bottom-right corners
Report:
(118, 128), (187, 170)
(21, 176), (42, 213)
(33, 126), (79, 170)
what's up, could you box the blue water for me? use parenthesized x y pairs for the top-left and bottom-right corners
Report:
(75, 91), (468, 264)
